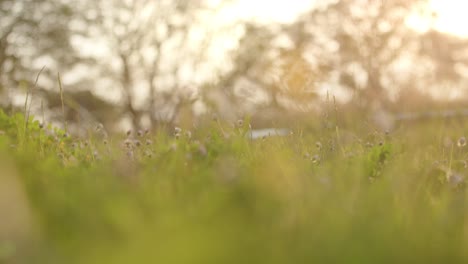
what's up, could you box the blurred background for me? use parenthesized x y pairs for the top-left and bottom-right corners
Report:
(1, 0), (468, 133)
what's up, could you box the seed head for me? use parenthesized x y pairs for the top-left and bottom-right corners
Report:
(174, 127), (182, 134)
(458, 137), (466, 148)
(137, 130), (143, 137)
(126, 130), (131, 137)
(236, 119), (244, 127)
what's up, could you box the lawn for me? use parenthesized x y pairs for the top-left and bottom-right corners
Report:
(1, 109), (467, 263)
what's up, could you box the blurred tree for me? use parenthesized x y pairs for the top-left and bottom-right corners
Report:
(0, 0), (76, 108)
(299, 0), (427, 107)
(77, 0), (226, 129)
(213, 0), (434, 117)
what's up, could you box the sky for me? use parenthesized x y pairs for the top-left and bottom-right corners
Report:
(220, 0), (468, 37)
(404, 0), (468, 37)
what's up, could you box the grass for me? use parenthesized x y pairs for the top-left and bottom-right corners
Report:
(1, 108), (468, 263)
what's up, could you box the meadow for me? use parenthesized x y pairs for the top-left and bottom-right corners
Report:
(1, 107), (468, 264)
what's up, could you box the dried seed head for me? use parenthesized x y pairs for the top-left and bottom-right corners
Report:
(103, 139), (108, 145)
(458, 137), (466, 148)
(39, 123), (44, 129)
(145, 139), (152, 145)
(175, 133), (181, 140)
(126, 130), (131, 137)
(236, 119), (244, 127)
(144, 129), (150, 135)
(174, 127), (182, 134)
(137, 130), (143, 137)
(184, 131), (192, 139)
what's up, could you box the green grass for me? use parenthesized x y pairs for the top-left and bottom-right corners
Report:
(1, 109), (468, 263)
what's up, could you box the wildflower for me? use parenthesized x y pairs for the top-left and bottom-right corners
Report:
(198, 144), (208, 156)
(312, 154), (321, 164)
(457, 137), (466, 147)
(137, 130), (143, 137)
(443, 137), (453, 148)
(134, 140), (141, 147)
(316, 141), (323, 150)
(170, 142), (177, 151)
(145, 150), (153, 158)
(184, 131), (192, 139)
(447, 171), (465, 188)
(123, 138), (133, 148)
(96, 123), (103, 131)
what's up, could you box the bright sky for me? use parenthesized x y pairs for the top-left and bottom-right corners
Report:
(407, 0), (468, 37)
(211, 0), (316, 24)
(222, 0), (468, 37)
